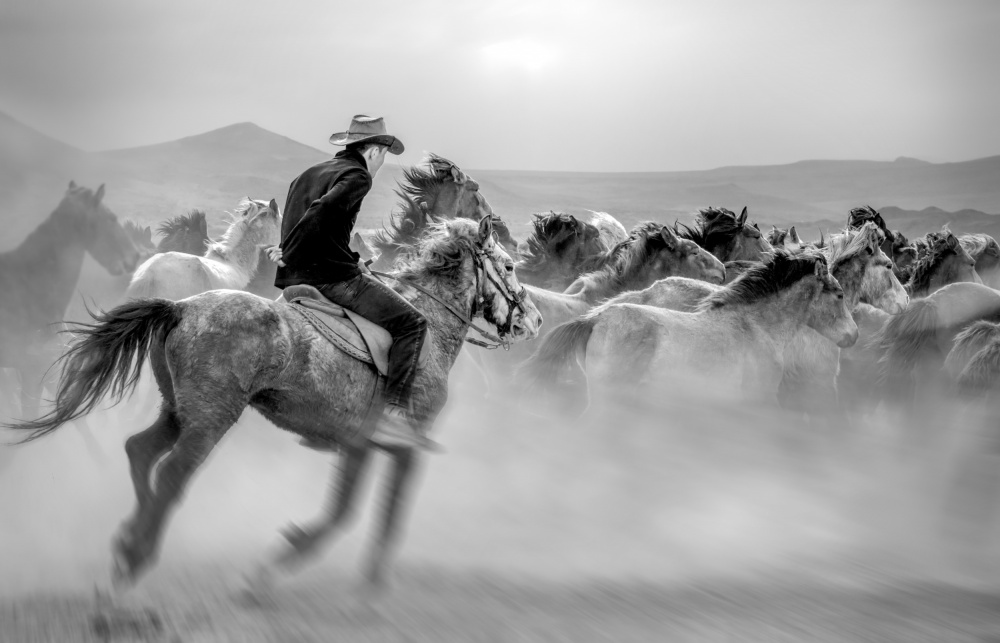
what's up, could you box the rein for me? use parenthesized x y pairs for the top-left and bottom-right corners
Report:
(369, 248), (524, 350)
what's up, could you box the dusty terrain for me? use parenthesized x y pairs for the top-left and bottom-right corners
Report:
(3, 365), (1000, 642)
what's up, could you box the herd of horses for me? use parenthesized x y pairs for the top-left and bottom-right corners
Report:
(3, 153), (1000, 599)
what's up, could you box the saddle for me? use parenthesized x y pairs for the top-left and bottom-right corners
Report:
(278, 284), (429, 376)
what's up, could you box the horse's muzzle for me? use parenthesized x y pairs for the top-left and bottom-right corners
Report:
(837, 326), (859, 349)
(510, 310), (542, 342)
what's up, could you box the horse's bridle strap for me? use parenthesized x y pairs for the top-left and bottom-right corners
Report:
(369, 267), (510, 350)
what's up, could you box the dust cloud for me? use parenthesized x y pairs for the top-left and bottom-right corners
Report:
(3, 328), (999, 602)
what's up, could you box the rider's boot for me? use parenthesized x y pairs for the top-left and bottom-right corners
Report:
(370, 404), (441, 452)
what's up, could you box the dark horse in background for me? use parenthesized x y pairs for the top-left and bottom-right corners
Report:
(0, 182), (141, 422)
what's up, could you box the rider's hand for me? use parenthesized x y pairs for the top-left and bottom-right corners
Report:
(264, 245), (285, 267)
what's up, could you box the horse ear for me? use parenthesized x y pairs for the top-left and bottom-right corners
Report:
(68, 180), (77, 190)
(737, 207), (748, 227)
(94, 184), (106, 204)
(478, 213), (494, 243)
(268, 198), (278, 214)
(450, 166), (465, 184)
(660, 225), (678, 250)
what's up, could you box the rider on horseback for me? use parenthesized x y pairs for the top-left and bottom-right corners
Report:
(268, 115), (438, 452)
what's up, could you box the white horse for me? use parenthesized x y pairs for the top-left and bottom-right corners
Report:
(125, 198), (280, 301)
(587, 211), (629, 251)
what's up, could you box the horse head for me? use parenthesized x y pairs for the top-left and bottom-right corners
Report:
(473, 216), (542, 343)
(649, 225), (726, 285)
(802, 252), (858, 348)
(730, 207), (774, 262)
(411, 153), (492, 221)
(61, 181), (142, 276)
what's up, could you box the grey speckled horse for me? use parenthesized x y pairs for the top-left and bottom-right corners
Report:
(7, 217), (541, 594)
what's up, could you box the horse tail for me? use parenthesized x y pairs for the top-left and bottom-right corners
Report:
(945, 321), (1000, 379)
(873, 297), (940, 397)
(957, 339), (1000, 396)
(5, 299), (182, 443)
(518, 317), (596, 416)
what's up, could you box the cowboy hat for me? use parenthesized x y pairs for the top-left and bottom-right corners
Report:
(329, 115), (404, 155)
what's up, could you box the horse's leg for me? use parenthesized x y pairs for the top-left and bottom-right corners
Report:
(112, 406), (237, 587)
(363, 446), (420, 589)
(249, 445), (372, 590)
(123, 409), (181, 509)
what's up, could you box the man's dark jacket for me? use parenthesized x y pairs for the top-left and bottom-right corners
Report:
(274, 147), (371, 288)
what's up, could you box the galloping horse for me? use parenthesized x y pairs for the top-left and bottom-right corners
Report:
(0, 182), (140, 420)
(124, 198), (280, 301)
(156, 210), (210, 255)
(596, 224), (903, 420)
(521, 249), (857, 416)
(475, 222), (725, 388)
(370, 154), (501, 271)
(674, 206), (773, 282)
(7, 217), (541, 593)
(960, 233), (1000, 289)
(905, 230), (979, 298)
(514, 211), (607, 290)
(587, 211), (629, 251)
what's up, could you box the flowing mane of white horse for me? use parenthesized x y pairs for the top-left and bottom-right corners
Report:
(124, 198), (280, 301)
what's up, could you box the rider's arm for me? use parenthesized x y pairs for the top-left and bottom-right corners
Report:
(303, 169), (371, 222)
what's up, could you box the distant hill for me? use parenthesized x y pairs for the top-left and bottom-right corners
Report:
(2, 111), (998, 251)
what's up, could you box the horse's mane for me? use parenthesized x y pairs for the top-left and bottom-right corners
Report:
(847, 206), (894, 242)
(157, 210), (207, 238)
(891, 230), (910, 250)
(573, 221), (676, 293)
(960, 233), (998, 262)
(675, 207), (742, 250)
(517, 212), (584, 270)
(372, 154), (465, 256)
(395, 218), (480, 282)
(825, 222), (882, 272)
(906, 230), (960, 294)
(699, 248), (825, 310)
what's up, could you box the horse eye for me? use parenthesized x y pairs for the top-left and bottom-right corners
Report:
(505, 263), (514, 273)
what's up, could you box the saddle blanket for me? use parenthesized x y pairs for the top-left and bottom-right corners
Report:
(277, 284), (428, 376)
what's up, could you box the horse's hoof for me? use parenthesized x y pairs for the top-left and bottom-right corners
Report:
(280, 522), (318, 553)
(110, 536), (147, 591)
(110, 553), (136, 591)
(237, 570), (278, 610)
(90, 606), (163, 640)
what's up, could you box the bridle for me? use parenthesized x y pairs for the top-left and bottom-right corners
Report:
(370, 236), (529, 351)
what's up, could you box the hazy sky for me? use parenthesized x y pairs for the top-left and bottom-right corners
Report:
(1, 0), (997, 171)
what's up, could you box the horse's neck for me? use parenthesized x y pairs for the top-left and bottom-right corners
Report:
(207, 234), (260, 282)
(833, 257), (865, 307)
(402, 278), (473, 367)
(4, 213), (87, 317)
(721, 290), (811, 347)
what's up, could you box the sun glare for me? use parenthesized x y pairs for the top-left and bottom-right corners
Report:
(480, 39), (560, 73)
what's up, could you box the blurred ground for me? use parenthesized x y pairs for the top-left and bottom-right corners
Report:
(3, 344), (1000, 641)
(5, 566), (1000, 642)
